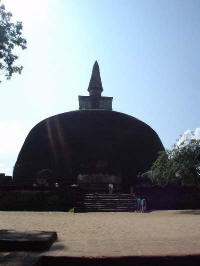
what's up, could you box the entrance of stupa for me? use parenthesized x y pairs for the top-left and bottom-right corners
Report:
(77, 174), (121, 193)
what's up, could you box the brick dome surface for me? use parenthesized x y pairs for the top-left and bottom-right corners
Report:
(13, 110), (164, 185)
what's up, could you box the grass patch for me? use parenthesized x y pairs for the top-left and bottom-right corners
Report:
(68, 207), (74, 213)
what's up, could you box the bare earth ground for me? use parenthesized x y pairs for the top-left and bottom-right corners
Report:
(0, 210), (200, 257)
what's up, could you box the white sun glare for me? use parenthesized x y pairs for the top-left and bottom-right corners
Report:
(2, 0), (49, 24)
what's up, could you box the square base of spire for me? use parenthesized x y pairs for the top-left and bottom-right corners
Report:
(78, 96), (113, 110)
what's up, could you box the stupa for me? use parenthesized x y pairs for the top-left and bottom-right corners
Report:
(13, 61), (164, 190)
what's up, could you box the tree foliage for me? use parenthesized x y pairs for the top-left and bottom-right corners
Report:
(0, 4), (27, 81)
(142, 139), (200, 188)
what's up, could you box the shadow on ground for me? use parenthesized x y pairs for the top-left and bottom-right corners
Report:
(36, 255), (200, 266)
(174, 210), (200, 215)
(48, 241), (66, 252)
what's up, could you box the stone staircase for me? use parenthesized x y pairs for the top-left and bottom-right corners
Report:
(74, 193), (137, 212)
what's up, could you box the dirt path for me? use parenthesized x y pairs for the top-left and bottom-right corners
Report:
(0, 210), (200, 257)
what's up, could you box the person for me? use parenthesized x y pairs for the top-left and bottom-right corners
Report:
(108, 183), (114, 194)
(141, 198), (147, 212)
(130, 185), (134, 194)
(55, 182), (59, 188)
(137, 197), (142, 212)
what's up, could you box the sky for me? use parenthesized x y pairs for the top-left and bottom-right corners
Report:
(0, 0), (200, 175)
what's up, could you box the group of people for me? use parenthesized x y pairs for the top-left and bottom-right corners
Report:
(137, 197), (147, 212)
(108, 184), (147, 212)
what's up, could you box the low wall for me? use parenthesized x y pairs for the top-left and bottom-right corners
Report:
(0, 189), (74, 211)
(0, 185), (199, 211)
(136, 185), (200, 210)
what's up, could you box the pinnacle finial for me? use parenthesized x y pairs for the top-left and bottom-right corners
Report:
(88, 61), (103, 96)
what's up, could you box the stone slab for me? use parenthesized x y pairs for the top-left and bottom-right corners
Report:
(0, 230), (57, 251)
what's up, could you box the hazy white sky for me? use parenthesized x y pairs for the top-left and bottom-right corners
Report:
(1, 0), (200, 175)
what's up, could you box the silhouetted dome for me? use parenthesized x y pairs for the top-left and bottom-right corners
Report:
(13, 110), (164, 185)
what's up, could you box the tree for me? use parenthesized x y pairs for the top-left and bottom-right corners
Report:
(172, 139), (200, 186)
(142, 139), (200, 188)
(142, 150), (175, 185)
(0, 4), (27, 82)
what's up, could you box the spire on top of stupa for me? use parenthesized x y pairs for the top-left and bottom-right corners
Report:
(88, 61), (103, 96)
(78, 61), (112, 110)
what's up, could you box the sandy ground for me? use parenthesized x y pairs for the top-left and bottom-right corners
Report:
(0, 210), (200, 257)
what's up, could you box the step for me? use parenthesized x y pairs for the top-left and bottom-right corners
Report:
(75, 193), (137, 213)
(82, 204), (137, 206)
(83, 198), (136, 200)
(84, 195), (135, 198)
(76, 203), (136, 205)
(81, 202), (137, 205)
(77, 206), (137, 210)
(82, 208), (136, 210)
(81, 204), (136, 206)
(80, 201), (137, 203)
(83, 197), (136, 200)
(79, 197), (136, 199)
(75, 209), (136, 212)
(82, 200), (137, 202)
